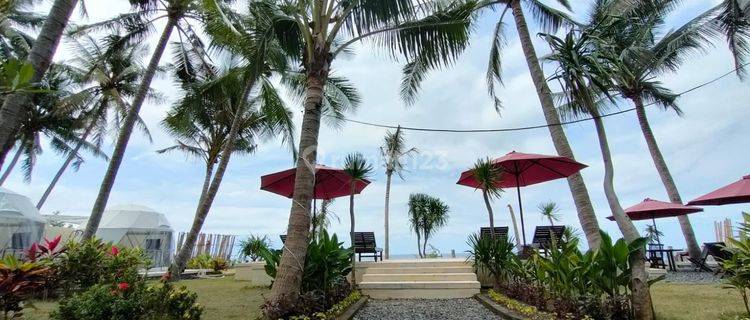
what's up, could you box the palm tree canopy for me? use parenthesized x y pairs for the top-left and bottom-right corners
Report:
(0, 0), (45, 59)
(343, 152), (374, 182)
(380, 126), (417, 178)
(537, 201), (560, 223)
(471, 157), (503, 199)
(407, 193), (449, 242)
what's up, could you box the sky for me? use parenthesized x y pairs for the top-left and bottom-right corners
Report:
(3, 0), (749, 256)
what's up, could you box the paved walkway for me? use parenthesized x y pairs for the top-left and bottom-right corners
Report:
(353, 299), (502, 320)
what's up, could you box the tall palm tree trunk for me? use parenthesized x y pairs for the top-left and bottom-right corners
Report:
(384, 172), (392, 259)
(0, 147), (22, 185)
(507, 204), (522, 249)
(416, 230), (422, 258)
(482, 190), (496, 237)
(83, 18), (176, 239)
(592, 114), (653, 320)
(37, 114), (98, 209)
(170, 82), (254, 279)
(0, 0), (79, 164)
(509, 0), (601, 249)
(633, 97), (701, 261)
(268, 50), (329, 304)
(349, 186), (356, 285)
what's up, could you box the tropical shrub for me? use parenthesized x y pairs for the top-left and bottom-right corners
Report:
(262, 231), (353, 319)
(722, 213), (750, 315)
(466, 233), (517, 288)
(287, 291), (363, 320)
(186, 253), (213, 270)
(50, 280), (202, 320)
(55, 239), (147, 296)
(211, 257), (229, 273)
(0, 255), (54, 319)
(240, 235), (270, 262)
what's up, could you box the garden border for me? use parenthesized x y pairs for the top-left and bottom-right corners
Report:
(474, 293), (525, 320)
(336, 295), (369, 320)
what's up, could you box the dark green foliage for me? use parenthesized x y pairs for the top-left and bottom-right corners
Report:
(466, 233), (516, 286)
(50, 281), (202, 320)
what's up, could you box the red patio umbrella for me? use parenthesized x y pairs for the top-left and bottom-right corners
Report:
(687, 174), (750, 206)
(456, 151), (588, 245)
(606, 198), (703, 244)
(261, 164), (370, 200)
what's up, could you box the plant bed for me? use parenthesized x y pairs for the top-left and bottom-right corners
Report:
(476, 290), (558, 320)
(288, 291), (368, 320)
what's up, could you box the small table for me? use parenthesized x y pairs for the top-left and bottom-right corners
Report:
(647, 248), (682, 271)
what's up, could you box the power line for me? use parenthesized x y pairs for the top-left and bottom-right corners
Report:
(322, 64), (747, 133)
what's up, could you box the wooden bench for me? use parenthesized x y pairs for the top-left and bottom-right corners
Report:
(354, 232), (383, 262)
(479, 227), (509, 240)
(531, 226), (566, 251)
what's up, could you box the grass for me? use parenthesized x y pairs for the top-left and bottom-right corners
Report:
(21, 279), (749, 320)
(23, 276), (269, 320)
(652, 282), (747, 320)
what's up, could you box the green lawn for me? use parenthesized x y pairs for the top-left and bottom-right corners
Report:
(23, 277), (269, 320)
(652, 283), (746, 320)
(22, 279), (747, 319)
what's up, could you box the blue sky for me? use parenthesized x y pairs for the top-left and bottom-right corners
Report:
(3, 0), (749, 255)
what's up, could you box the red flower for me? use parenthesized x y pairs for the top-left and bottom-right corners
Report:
(117, 282), (130, 291)
(110, 246), (120, 256)
(44, 235), (62, 253)
(26, 243), (39, 261)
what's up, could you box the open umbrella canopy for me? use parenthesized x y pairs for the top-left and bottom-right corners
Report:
(687, 174), (750, 206)
(260, 164), (370, 200)
(456, 151), (588, 188)
(606, 198), (703, 221)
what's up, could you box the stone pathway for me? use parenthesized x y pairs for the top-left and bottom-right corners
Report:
(353, 299), (502, 320)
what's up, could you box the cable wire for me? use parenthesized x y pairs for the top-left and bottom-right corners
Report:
(322, 63), (747, 133)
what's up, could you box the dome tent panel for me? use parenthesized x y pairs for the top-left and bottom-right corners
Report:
(95, 204), (174, 267)
(0, 187), (44, 256)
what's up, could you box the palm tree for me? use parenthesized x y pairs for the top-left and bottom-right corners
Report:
(421, 195), (449, 257)
(311, 199), (338, 239)
(36, 35), (154, 209)
(644, 225), (664, 245)
(0, 0), (80, 165)
(79, 0), (211, 239)
(429, 0), (602, 249)
(408, 194), (427, 258)
(709, 0), (750, 78)
(544, 28), (654, 320)
(0, 0), (45, 60)
(471, 157), (503, 238)
(0, 64), (105, 186)
(380, 126), (417, 259)
(537, 201), (560, 226)
(230, 0), (476, 306)
(343, 152), (373, 285)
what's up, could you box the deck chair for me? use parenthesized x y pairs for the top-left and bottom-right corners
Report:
(531, 226), (566, 251)
(647, 243), (667, 269)
(279, 235), (287, 244)
(479, 227), (509, 240)
(353, 232), (383, 262)
(690, 242), (731, 272)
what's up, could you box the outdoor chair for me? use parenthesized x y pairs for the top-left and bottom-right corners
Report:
(647, 243), (667, 269)
(531, 226), (566, 253)
(690, 242), (732, 273)
(280, 235), (287, 244)
(479, 227), (509, 240)
(353, 232), (383, 262)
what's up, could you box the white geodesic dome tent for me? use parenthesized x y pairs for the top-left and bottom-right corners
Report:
(95, 204), (173, 267)
(0, 187), (44, 257)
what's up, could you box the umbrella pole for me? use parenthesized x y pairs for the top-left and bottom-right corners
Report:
(312, 198), (317, 237)
(515, 177), (526, 246)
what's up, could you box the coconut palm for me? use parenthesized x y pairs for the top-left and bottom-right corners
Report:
(0, 0), (45, 60)
(0, 64), (105, 186)
(223, 0), (476, 306)
(36, 35), (155, 209)
(644, 225), (664, 245)
(708, 0), (750, 78)
(544, 28), (654, 320)
(343, 152), (373, 285)
(79, 0), (214, 239)
(537, 201), (560, 226)
(380, 126), (417, 259)
(421, 0), (603, 249)
(421, 195), (449, 257)
(471, 157), (503, 238)
(0, 0), (81, 164)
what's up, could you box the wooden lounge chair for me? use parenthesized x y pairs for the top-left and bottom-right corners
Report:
(690, 242), (732, 272)
(479, 227), (509, 240)
(531, 226), (566, 251)
(354, 232), (383, 262)
(279, 235), (287, 244)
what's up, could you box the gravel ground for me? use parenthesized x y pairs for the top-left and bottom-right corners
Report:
(663, 271), (722, 284)
(353, 299), (502, 320)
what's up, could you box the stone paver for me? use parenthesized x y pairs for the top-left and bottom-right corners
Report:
(353, 298), (502, 320)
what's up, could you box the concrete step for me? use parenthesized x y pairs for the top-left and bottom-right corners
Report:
(360, 281), (480, 299)
(371, 260), (470, 269)
(359, 280), (480, 290)
(366, 266), (473, 274)
(362, 273), (477, 282)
